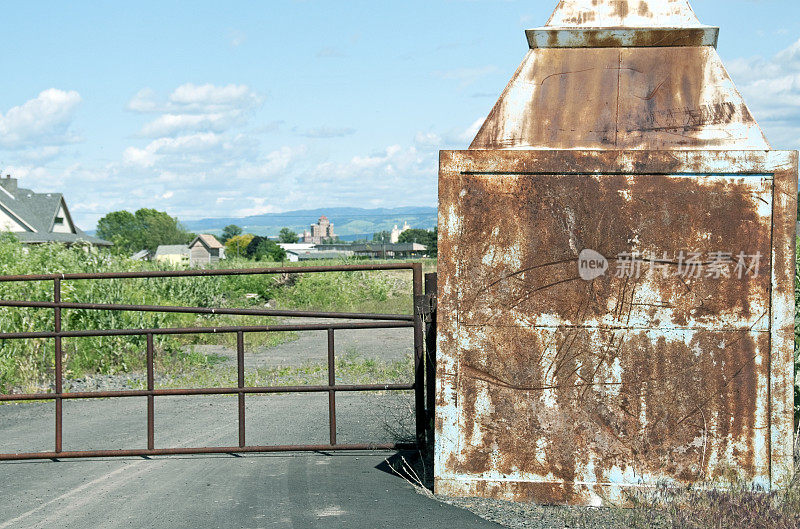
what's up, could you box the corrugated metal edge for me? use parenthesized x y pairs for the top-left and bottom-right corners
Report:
(526, 27), (719, 48)
(769, 150), (798, 489)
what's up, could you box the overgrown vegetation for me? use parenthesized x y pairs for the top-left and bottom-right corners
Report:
(0, 234), (415, 393)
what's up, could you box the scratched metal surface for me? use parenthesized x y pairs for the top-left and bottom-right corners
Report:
(435, 150), (797, 505)
(469, 46), (768, 150)
(545, 0), (705, 28)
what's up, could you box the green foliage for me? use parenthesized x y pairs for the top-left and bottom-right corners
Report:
(0, 234), (420, 394)
(96, 208), (194, 254)
(224, 234), (254, 259)
(372, 230), (391, 242)
(278, 227), (299, 243)
(0, 238), (289, 393)
(220, 224), (242, 243)
(398, 227), (437, 256)
(277, 269), (410, 314)
(245, 236), (286, 262)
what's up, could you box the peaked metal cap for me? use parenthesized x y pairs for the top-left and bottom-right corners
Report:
(470, 0), (769, 150)
(529, 0), (718, 48)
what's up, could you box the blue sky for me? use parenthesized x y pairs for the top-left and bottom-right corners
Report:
(1, 0), (799, 229)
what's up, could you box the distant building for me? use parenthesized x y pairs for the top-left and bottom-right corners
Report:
(130, 249), (152, 261)
(286, 249), (354, 262)
(189, 234), (225, 266)
(0, 175), (110, 247)
(278, 243), (318, 253)
(302, 215), (335, 244)
(324, 242), (427, 259)
(390, 221), (411, 243)
(154, 245), (190, 265)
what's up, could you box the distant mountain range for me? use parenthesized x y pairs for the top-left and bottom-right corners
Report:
(180, 206), (438, 240)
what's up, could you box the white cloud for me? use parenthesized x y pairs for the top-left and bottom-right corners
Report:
(169, 83), (256, 110)
(140, 112), (243, 137)
(296, 126), (356, 138)
(434, 65), (498, 87)
(128, 83), (261, 138)
(460, 117), (485, 142)
(0, 89), (81, 149)
(236, 145), (307, 179)
(415, 131), (442, 146)
(123, 132), (224, 167)
(728, 38), (800, 147)
(127, 88), (158, 112)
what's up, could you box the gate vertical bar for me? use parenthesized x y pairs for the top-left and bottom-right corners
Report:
(237, 331), (245, 448)
(53, 278), (62, 453)
(146, 333), (154, 450)
(424, 272), (437, 452)
(412, 263), (425, 449)
(327, 328), (336, 446)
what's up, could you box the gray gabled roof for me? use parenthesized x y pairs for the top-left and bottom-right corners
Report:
(154, 245), (190, 257)
(0, 179), (112, 246)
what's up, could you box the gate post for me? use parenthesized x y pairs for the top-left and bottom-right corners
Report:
(53, 278), (62, 454)
(424, 273), (437, 454)
(412, 264), (425, 451)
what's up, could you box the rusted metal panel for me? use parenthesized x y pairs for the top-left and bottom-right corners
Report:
(769, 152), (799, 488)
(470, 46), (768, 150)
(545, 0), (705, 28)
(435, 150), (797, 505)
(526, 27), (719, 49)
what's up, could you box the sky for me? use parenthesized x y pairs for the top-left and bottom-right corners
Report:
(1, 0), (799, 230)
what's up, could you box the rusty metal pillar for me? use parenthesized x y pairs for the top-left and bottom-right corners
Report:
(435, 0), (798, 506)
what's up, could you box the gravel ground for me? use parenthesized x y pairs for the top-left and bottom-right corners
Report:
(191, 317), (414, 369)
(434, 496), (669, 529)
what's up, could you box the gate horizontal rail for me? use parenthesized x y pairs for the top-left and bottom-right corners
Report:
(0, 262), (427, 460)
(0, 300), (413, 322)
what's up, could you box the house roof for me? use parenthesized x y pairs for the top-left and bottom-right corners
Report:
(190, 234), (224, 249)
(154, 245), (190, 257)
(0, 178), (111, 246)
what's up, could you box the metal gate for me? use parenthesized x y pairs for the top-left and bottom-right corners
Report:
(0, 263), (434, 460)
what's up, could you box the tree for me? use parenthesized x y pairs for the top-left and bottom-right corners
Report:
(220, 224), (242, 243)
(398, 227), (437, 256)
(372, 230), (391, 242)
(96, 210), (138, 251)
(245, 236), (286, 262)
(278, 227), (299, 243)
(225, 234), (254, 258)
(96, 208), (194, 254)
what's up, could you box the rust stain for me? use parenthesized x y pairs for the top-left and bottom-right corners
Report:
(437, 0), (796, 507)
(436, 150), (797, 505)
